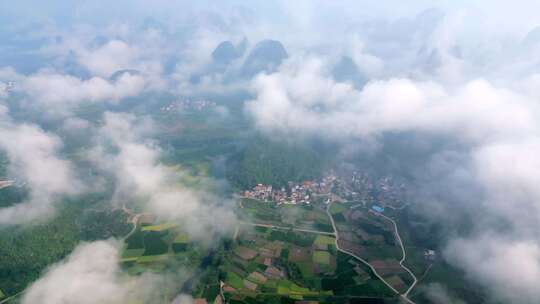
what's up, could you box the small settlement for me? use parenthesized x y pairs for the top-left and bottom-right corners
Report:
(160, 98), (216, 113)
(241, 170), (407, 211)
(242, 174), (337, 205)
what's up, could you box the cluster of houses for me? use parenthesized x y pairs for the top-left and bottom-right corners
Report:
(242, 174), (338, 205)
(160, 98), (216, 113)
(345, 171), (407, 209)
(241, 169), (408, 212)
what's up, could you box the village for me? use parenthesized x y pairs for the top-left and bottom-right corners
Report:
(241, 174), (337, 205)
(160, 98), (217, 113)
(241, 170), (408, 211)
(225, 169), (439, 303)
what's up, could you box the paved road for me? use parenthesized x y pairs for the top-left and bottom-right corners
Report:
(327, 203), (417, 304)
(376, 212), (418, 297)
(326, 204), (400, 294)
(238, 197), (418, 302)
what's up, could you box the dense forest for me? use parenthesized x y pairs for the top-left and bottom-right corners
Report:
(0, 204), (81, 295)
(226, 138), (328, 189)
(0, 195), (131, 296)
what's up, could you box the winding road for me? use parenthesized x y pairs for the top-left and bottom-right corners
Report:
(376, 212), (418, 297)
(326, 203), (418, 304)
(239, 197), (420, 303)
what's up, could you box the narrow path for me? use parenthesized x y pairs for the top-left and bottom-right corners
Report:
(376, 212), (418, 297)
(121, 203), (142, 241)
(233, 225), (239, 241)
(236, 197), (418, 302)
(0, 292), (22, 304)
(219, 280), (225, 303)
(417, 264), (433, 284)
(326, 203), (417, 304)
(122, 213), (141, 241)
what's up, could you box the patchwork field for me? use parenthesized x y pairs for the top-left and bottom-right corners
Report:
(121, 220), (204, 275)
(220, 226), (395, 303)
(238, 198), (334, 233)
(328, 202), (417, 293)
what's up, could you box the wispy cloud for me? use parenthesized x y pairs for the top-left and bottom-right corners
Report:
(21, 240), (164, 304)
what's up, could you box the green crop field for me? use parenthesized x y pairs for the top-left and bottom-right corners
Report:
(142, 231), (169, 255)
(137, 254), (169, 263)
(296, 261), (315, 278)
(314, 235), (335, 246)
(221, 224), (394, 302)
(141, 223), (178, 232)
(329, 203), (347, 214)
(173, 232), (190, 243)
(313, 251), (331, 265)
(122, 248), (145, 259)
(226, 271), (244, 290)
(125, 229), (145, 249)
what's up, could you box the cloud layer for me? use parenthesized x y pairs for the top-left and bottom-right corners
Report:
(21, 240), (161, 304)
(3, 2), (540, 302)
(89, 112), (237, 241)
(244, 29), (540, 303)
(0, 109), (82, 225)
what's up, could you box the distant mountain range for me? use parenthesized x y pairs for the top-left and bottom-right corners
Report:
(240, 40), (288, 77)
(208, 39), (288, 79)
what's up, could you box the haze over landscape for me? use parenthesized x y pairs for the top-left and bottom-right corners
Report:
(1, 1), (540, 304)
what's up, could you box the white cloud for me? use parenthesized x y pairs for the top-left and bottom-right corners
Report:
(21, 71), (146, 108)
(346, 35), (384, 77)
(446, 235), (540, 303)
(245, 54), (540, 301)
(76, 40), (137, 77)
(0, 82), (6, 99)
(5, 2), (540, 300)
(421, 283), (465, 304)
(88, 112), (237, 241)
(471, 139), (540, 232)
(0, 113), (83, 225)
(247, 57), (538, 144)
(21, 240), (160, 304)
(171, 295), (195, 304)
(0, 67), (21, 99)
(61, 117), (91, 131)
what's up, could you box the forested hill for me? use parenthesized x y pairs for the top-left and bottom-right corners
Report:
(226, 138), (328, 189)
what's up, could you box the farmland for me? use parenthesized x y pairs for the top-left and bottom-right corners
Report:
(0, 195), (130, 297)
(121, 220), (206, 274)
(0, 169), (477, 304)
(218, 225), (396, 303)
(327, 202), (414, 294)
(237, 198), (334, 233)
